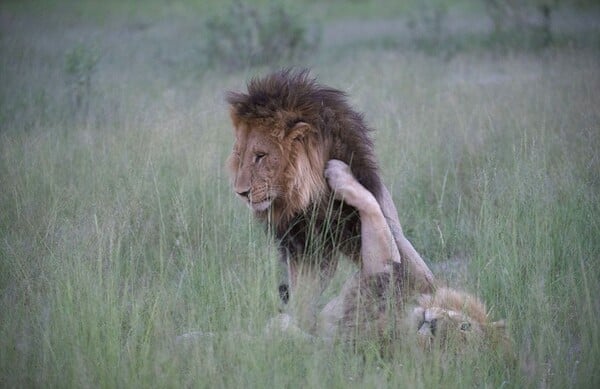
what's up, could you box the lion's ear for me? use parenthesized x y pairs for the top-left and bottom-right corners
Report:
(287, 122), (312, 141)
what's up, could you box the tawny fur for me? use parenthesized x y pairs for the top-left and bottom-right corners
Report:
(335, 280), (509, 356)
(417, 287), (489, 325)
(340, 263), (405, 343)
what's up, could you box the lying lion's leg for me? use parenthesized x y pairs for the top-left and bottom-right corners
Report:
(317, 271), (360, 340)
(325, 159), (400, 276)
(378, 185), (435, 293)
(324, 159), (434, 292)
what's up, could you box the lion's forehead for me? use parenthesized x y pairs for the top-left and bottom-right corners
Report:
(228, 127), (287, 182)
(424, 308), (472, 323)
(237, 117), (283, 136)
(235, 125), (280, 151)
(424, 308), (446, 321)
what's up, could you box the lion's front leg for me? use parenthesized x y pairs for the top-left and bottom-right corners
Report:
(325, 159), (401, 276)
(278, 249), (338, 331)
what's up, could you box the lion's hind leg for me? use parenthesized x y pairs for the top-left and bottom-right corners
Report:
(325, 159), (401, 275)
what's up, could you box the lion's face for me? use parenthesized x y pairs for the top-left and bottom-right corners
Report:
(227, 119), (327, 219)
(410, 288), (507, 351)
(413, 306), (485, 349)
(228, 122), (286, 213)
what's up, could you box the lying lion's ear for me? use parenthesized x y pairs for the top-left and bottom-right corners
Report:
(287, 121), (312, 141)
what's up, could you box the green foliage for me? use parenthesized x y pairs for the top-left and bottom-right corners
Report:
(481, 0), (557, 49)
(64, 43), (100, 112)
(202, 0), (320, 71)
(399, 0), (599, 58)
(406, 1), (452, 56)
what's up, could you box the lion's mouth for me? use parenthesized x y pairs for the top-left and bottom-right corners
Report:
(249, 199), (272, 212)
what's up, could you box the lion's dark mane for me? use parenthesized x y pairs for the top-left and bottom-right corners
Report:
(227, 69), (382, 197)
(227, 69), (384, 269)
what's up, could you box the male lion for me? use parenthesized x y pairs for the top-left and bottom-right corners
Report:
(226, 69), (434, 318)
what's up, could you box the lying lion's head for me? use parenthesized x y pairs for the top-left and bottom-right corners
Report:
(226, 69), (380, 226)
(411, 288), (508, 351)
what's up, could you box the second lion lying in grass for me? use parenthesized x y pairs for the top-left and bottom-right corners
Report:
(270, 159), (510, 356)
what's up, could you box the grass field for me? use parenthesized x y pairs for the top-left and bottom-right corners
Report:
(1, 1), (599, 388)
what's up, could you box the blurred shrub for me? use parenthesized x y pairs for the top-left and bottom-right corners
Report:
(406, 1), (455, 58)
(64, 43), (100, 113)
(202, 0), (320, 71)
(482, 0), (558, 49)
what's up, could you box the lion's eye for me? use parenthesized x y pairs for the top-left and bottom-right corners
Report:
(460, 322), (471, 331)
(254, 152), (266, 163)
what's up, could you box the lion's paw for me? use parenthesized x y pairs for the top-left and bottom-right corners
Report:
(264, 314), (313, 340)
(325, 159), (365, 207)
(325, 160), (354, 197)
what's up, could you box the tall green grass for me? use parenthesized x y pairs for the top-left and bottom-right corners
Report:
(1, 3), (599, 388)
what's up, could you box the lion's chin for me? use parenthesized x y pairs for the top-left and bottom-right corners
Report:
(249, 199), (272, 212)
